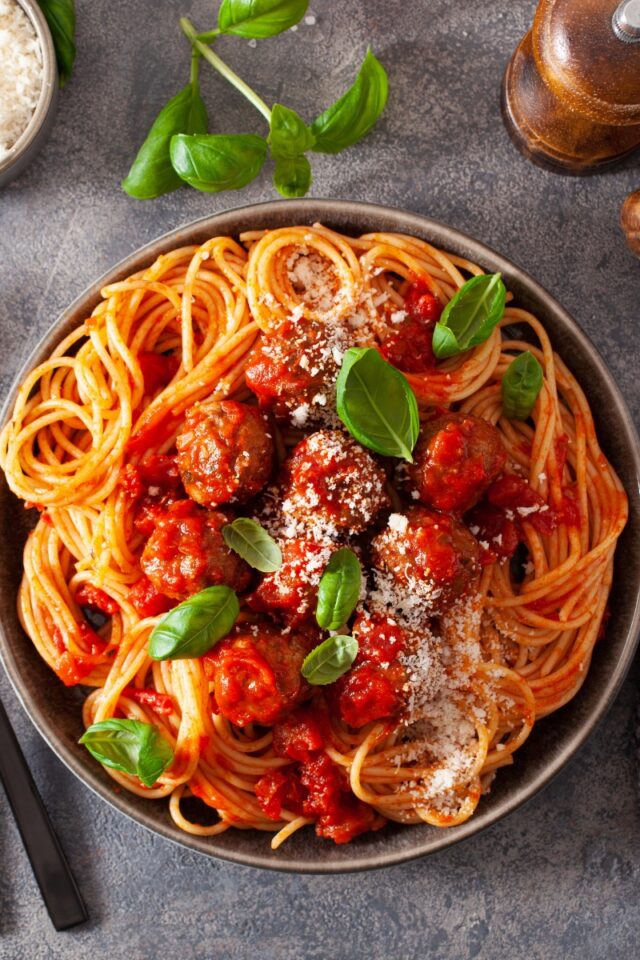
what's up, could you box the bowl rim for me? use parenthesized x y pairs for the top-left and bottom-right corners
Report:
(2, 197), (639, 873)
(0, 0), (58, 177)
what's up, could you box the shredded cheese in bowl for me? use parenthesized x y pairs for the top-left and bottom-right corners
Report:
(0, 0), (44, 161)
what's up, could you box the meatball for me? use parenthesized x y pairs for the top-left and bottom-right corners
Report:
(245, 320), (322, 420)
(140, 500), (251, 600)
(245, 315), (363, 428)
(406, 412), (506, 514)
(176, 400), (274, 507)
(371, 507), (480, 609)
(204, 622), (316, 727)
(353, 612), (408, 665)
(330, 612), (409, 729)
(331, 661), (406, 729)
(281, 430), (390, 537)
(248, 538), (334, 625)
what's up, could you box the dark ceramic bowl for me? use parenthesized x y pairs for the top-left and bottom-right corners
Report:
(1, 200), (639, 872)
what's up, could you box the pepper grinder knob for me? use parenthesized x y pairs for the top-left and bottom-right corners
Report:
(613, 0), (640, 42)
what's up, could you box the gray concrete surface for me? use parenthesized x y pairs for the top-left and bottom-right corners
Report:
(1, 1), (640, 957)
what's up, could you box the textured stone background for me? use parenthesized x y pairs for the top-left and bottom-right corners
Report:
(1, 1), (640, 957)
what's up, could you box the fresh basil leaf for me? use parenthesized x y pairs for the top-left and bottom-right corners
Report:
(38, 0), (76, 87)
(432, 273), (506, 360)
(269, 104), (314, 158)
(79, 718), (173, 787)
(218, 0), (308, 38)
(273, 154), (312, 197)
(301, 634), (358, 686)
(316, 548), (362, 631)
(336, 347), (419, 462)
(170, 133), (267, 193)
(310, 49), (388, 154)
(148, 586), (239, 661)
(122, 84), (208, 200)
(222, 517), (282, 573)
(502, 351), (544, 420)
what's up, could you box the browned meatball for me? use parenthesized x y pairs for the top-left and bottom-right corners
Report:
(140, 500), (251, 600)
(176, 400), (274, 508)
(244, 318), (341, 428)
(281, 430), (391, 537)
(406, 412), (506, 514)
(204, 622), (318, 727)
(370, 507), (480, 612)
(248, 538), (335, 625)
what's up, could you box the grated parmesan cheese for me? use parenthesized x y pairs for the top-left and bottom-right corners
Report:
(0, 0), (43, 161)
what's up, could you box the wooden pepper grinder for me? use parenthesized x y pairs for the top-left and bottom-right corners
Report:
(501, 0), (640, 173)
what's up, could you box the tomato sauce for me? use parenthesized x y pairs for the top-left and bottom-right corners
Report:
(380, 277), (443, 373)
(137, 351), (179, 396)
(52, 623), (108, 686)
(467, 500), (520, 564)
(272, 708), (325, 760)
(128, 575), (174, 618)
(487, 474), (557, 535)
(126, 413), (180, 455)
(255, 769), (305, 820)
(255, 748), (377, 843)
(122, 686), (174, 714)
(75, 584), (119, 616)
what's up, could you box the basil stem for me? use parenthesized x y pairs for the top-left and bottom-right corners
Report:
(148, 586), (239, 661)
(301, 635), (359, 686)
(122, 81), (208, 199)
(38, 0), (76, 87)
(222, 518), (282, 573)
(502, 351), (544, 420)
(336, 347), (419, 462)
(310, 49), (388, 154)
(80, 719), (173, 787)
(432, 273), (506, 360)
(180, 18), (273, 122)
(316, 549), (362, 631)
(217, 0), (309, 39)
(170, 133), (268, 193)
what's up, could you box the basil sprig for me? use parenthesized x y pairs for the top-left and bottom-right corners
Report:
(122, 12), (388, 201)
(310, 49), (388, 154)
(336, 347), (419, 462)
(38, 0), (76, 87)
(217, 0), (308, 39)
(170, 133), (267, 193)
(122, 84), (208, 199)
(432, 274), (506, 360)
(502, 352), (544, 420)
(301, 635), (359, 686)
(79, 719), (173, 787)
(148, 586), (239, 661)
(222, 517), (282, 573)
(316, 549), (362, 631)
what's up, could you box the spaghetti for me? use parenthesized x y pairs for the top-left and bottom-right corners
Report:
(0, 224), (627, 847)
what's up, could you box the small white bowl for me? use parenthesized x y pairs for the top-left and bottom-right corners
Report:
(0, 0), (58, 187)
